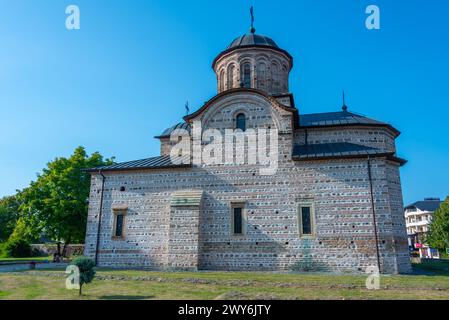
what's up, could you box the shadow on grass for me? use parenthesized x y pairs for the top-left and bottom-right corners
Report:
(99, 295), (155, 300)
(412, 259), (449, 276)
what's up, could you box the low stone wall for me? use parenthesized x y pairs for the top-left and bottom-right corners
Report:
(31, 244), (84, 257)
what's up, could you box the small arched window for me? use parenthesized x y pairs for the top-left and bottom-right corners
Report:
(257, 62), (267, 90)
(282, 65), (289, 91)
(242, 63), (251, 88)
(219, 69), (225, 92)
(236, 113), (246, 132)
(271, 62), (280, 93)
(227, 64), (235, 89)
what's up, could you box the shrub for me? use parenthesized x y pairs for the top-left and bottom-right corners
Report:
(0, 243), (6, 258)
(5, 238), (32, 258)
(70, 256), (96, 295)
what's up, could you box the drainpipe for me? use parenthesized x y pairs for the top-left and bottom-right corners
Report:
(95, 170), (106, 266)
(367, 156), (382, 273)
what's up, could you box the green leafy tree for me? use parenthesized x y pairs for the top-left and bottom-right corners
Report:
(19, 147), (114, 256)
(0, 195), (21, 242)
(71, 256), (96, 295)
(4, 217), (37, 257)
(427, 196), (449, 252)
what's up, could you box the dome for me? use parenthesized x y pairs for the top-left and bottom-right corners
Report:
(213, 32), (293, 69)
(227, 33), (279, 50)
(156, 122), (191, 139)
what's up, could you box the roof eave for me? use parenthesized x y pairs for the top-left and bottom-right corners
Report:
(292, 152), (407, 166)
(86, 164), (193, 174)
(299, 123), (401, 138)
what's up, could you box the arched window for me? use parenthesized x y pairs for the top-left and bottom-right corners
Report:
(227, 64), (235, 90)
(241, 63), (251, 88)
(282, 65), (289, 91)
(271, 62), (280, 93)
(219, 69), (225, 92)
(257, 62), (267, 90)
(236, 113), (246, 132)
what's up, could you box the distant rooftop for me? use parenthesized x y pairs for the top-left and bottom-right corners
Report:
(405, 199), (442, 212)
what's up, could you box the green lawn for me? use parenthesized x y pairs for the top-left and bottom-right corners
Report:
(0, 262), (448, 300)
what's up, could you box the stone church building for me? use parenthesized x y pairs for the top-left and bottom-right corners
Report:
(84, 26), (411, 274)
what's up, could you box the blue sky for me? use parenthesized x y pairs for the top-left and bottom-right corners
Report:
(0, 0), (448, 205)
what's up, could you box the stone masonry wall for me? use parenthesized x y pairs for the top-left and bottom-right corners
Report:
(85, 157), (409, 273)
(294, 127), (397, 154)
(85, 91), (410, 274)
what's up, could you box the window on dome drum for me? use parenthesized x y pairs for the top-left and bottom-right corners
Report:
(242, 63), (251, 88)
(271, 62), (280, 92)
(227, 64), (235, 89)
(231, 203), (246, 236)
(298, 201), (315, 238)
(236, 113), (246, 132)
(112, 209), (126, 240)
(219, 69), (225, 92)
(282, 65), (288, 91)
(257, 63), (267, 90)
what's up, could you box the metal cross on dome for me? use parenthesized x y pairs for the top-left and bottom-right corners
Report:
(250, 6), (256, 34)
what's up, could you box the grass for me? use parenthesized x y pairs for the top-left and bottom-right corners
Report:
(413, 259), (449, 276)
(0, 261), (448, 300)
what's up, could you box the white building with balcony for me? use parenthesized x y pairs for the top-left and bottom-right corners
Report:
(404, 198), (442, 259)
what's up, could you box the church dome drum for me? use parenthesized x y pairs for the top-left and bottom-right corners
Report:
(213, 30), (293, 96)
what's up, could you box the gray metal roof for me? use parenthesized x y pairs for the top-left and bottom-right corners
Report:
(87, 156), (191, 172)
(299, 111), (400, 136)
(405, 199), (442, 212)
(300, 111), (386, 127)
(228, 34), (279, 50)
(156, 122), (191, 139)
(293, 142), (384, 159)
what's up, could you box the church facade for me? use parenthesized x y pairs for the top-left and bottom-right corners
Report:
(84, 28), (412, 274)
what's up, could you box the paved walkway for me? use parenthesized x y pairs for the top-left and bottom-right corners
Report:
(0, 263), (68, 273)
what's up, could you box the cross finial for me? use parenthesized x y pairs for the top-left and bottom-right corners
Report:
(250, 6), (256, 34)
(185, 101), (190, 115)
(342, 90), (348, 112)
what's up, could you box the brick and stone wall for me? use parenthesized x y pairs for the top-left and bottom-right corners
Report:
(294, 127), (397, 153)
(85, 157), (410, 273)
(84, 91), (411, 274)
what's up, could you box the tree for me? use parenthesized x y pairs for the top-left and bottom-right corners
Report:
(427, 196), (449, 252)
(71, 256), (96, 295)
(19, 147), (114, 256)
(0, 195), (21, 242)
(4, 217), (36, 257)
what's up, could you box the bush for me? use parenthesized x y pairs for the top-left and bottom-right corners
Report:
(71, 256), (96, 295)
(0, 243), (6, 258)
(5, 238), (32, 258)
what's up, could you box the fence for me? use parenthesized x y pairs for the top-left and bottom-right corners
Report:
(31, 244), (84, 257)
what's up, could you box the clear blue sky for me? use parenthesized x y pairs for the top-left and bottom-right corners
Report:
(0, 0), (448, 205)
